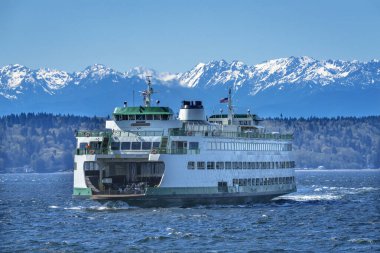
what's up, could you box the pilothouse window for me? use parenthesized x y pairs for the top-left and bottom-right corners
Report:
(136, 114), (145, 120)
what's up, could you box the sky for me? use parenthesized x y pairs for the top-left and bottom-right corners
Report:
(1, 0), (379, 73)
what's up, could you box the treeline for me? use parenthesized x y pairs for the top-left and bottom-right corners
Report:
(0, 113), (105, 173)
(262, 116), (380, 169)
(0, 113), (379, 173)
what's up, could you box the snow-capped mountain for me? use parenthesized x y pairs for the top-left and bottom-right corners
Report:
(179, 56), (380, 93)
(1, 57), (379, 117)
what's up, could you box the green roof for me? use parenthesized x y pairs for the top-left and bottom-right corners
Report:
(113, 106), (173, 115)
(209, 114), (259, 119)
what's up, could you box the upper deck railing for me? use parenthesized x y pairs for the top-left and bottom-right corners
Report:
(168, 129), (293, 140)
(76, 148), (200, 155)
(75, 129), (292, 140)
(75, 131), (112, 138)
(76, 130), (164, 138)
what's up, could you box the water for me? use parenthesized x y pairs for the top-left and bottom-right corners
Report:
(1, 170), (379, 252)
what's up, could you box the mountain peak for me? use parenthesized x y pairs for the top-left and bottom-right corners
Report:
(1, 57), (379, 100)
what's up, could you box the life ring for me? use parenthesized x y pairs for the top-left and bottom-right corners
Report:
(151, 149), (157, 154)
(90, 150), (95, 155)
(85, 132), (90, 137)
(187, 131), (193, 136)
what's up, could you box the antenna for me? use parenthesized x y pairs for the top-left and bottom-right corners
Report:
(133, 89), (135, 106)
(227, 86), (234, 125)
(142, 75), (153, 107)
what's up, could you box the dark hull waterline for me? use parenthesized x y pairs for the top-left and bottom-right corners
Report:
(88, 190), (296, 208)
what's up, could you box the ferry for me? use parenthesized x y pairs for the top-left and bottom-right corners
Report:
(73, 78), (296, 207)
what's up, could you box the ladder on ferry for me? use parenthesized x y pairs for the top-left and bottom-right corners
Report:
(160, 136), (169, 154)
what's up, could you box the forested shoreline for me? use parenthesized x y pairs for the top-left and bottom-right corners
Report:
(0, 113), (379, 173)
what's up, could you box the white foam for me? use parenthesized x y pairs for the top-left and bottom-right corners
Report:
(64, 206), (82, 210)
(279, 194), (341, 202)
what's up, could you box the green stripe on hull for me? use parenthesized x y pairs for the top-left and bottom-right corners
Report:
(73, 187), (92, 196)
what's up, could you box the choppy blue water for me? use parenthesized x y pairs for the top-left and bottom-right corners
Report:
(0, 170), (379, 252)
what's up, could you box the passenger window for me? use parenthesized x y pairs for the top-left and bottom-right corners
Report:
(142, 142), (152, 150)
(129, 115), (136, 120)
(111, 142), (120, 150)
(146, 115), (153, 120)
(216, 162), (224, 169)
(187, 161), (195, 169)
(154, 115), (161, 120)
(225, 162), (232, 169)
(207, 161), (215, 169)
(197, 161), (205, 170)
(189, 142), (199, 149)
(121, 142), (131, 150)
(152, 142), (160, 148)
(131, 142), (141, 150)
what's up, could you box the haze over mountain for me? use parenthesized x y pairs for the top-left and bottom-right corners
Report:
(1, 56), (379, 117)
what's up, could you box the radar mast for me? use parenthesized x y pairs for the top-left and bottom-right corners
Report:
(227, 87), (234, 125)
(143, 75), (154, 107)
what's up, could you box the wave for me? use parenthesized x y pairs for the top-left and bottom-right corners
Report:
(278, 194), (341, 202)
(277, 185), (379, 204)
(56, 201), (137, 211)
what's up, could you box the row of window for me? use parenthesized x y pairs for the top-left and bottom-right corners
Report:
(208, 142), (292, 151)
(111, 141), (160, 151)
(232, 176), (295, 186)
(83, 161), (99, 171)
(115, 114), (170, 121)
(187, 161), (296, 170)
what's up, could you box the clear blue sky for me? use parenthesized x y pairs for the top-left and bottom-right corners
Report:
(1, 0), (379, 72)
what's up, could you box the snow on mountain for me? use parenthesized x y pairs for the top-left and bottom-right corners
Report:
(36, 68), (72, 90)
(124, 66), (178, 85)
(125, 66), (156, 78)
(249, 56), (380, 93)
(72, 64), (122, 85)
(179, 60), (251, 88)
(1, 57), (379, 100)
(178, 56), (380, 95)
(0, 64), (35, 89)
